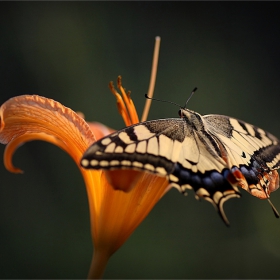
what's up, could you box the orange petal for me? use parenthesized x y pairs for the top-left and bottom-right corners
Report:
(3, 132), (67, 173)
(0, 95), (96, 168)
(92, 171), (170, 254)
(87, 121), (115, 141)
(104, 170), (145, 192)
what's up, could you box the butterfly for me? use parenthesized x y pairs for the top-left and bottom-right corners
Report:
(80, 89), (280, 225)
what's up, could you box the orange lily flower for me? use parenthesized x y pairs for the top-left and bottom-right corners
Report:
(0, 75), (170, 278)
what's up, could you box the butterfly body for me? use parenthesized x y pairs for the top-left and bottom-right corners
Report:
(81, 107), (280, 225)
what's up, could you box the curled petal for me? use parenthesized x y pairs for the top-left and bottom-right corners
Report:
(0, 95), (96, 169)
(3, 132), (67, 173)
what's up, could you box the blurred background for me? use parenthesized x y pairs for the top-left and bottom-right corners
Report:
(1, 2), (280, 279)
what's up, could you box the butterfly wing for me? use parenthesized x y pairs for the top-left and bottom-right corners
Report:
(81, 118), (243, 225)
(203, 114), (280, 199)
(81, 118), (186, 176)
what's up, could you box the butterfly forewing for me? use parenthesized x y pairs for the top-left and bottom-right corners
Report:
(204, 114), (280, 168)
(82, 119), (186, 176)
(81, 109), (280, 225)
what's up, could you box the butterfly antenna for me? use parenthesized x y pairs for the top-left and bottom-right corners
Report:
(267, 198), (280, 218)
(145, 87), (198, 109)
(185, 87), (198, 107)
(145, 94), (182, 108)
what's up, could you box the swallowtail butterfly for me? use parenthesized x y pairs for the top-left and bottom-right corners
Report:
(81, 90), (280, 225)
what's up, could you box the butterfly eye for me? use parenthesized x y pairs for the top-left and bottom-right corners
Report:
(178, 109), (183, 117)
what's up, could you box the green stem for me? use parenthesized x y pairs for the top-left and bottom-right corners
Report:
(87, 250), (110, 279)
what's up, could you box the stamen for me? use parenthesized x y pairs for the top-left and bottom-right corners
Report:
(141, 36), (161, 122)
(109, 80), (132, 126)
(117, 76), (139, 125)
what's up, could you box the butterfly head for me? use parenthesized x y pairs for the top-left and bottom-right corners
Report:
(178, 107), (197, 119)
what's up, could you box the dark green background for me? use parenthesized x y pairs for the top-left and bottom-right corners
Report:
(1, 2), (280, 279)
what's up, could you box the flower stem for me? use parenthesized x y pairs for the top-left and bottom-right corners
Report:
(87, 250), (110, 279)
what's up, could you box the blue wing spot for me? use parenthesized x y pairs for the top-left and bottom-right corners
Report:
(253, 160), (261, 169)
(173, 163), (236, 195)
(180, 169), (191, 181)
(240, 166), (259, 185)
(202, 177), (215, 188)
(191, 174), (202, 187)
(222, 169), (230, 179)
(210, 171), (225, 186)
